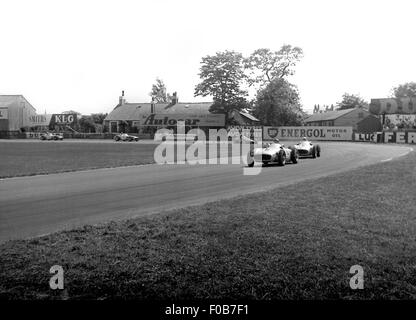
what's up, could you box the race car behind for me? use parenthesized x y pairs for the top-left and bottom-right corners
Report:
(114, 133), (139, 142)
(294, 138), (321, 158)
(39, 132), (64, 141)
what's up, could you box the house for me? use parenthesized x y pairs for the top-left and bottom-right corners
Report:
(0, 95), (37, 138)
(304, 108), (374, 129)
(104, 92), (258, 134)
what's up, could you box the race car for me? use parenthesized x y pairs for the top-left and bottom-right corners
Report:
(247, 140), (298, 167)
(39, 132), (64, 141)
(113, 133), (139, 142)
(294, 138), (321, 158)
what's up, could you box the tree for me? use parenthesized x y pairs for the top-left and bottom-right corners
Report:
(149, 78), (172, 103)
(391, 82), (416, 98)
(90, 113), (107, 125)
(336, 93), (368, 110)
(253, 78), (305, 126)
(194, 50), (248, 117)
(78, 115), (96, 133)
(244, 45), (303, 87)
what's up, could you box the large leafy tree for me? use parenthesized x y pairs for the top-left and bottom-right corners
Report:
(90, 113), (107, 124)
(336, 93), (368, 110)
(244, 45), (303, 87)
(254, 78), (304, 126)
(194, 50), (248, 116)
(78, 115), (96, 133)
(149, 78), (172, 103)
(391, 82), (416, 98)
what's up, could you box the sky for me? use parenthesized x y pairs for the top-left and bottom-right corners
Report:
(0, 0), (415, 115)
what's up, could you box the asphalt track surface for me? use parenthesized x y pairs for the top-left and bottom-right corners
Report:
(0, 142), (413, 243)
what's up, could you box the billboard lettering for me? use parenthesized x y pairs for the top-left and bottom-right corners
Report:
(383, 131), (416, 144)
(0, 107), (8, 119)
(370, 98), (416, 115)
(263, 126), (353, 141)
(139, 113), (225, 127)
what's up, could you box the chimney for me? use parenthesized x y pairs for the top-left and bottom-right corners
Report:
(151, 97), (155, 114)
(171, 92), (178, 105)
(119, 90), (126, 106)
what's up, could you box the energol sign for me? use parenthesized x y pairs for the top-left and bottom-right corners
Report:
(263, 126), (353, 141)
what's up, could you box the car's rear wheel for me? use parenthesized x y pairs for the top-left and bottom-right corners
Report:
(114, 136), (120, 141)
(277, 150), (286, 166)
(311, 146), (316, 158)
(290, 149), (298, 164)
(316, 145), (321, 157)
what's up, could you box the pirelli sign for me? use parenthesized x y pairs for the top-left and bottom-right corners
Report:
(263, 126), (353, 141)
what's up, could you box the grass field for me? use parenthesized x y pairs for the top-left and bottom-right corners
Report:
(1, 148), (415, 300)
(0, 140), (234, 178)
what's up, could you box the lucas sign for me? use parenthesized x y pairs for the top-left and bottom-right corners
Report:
(263, 126), (353, 141)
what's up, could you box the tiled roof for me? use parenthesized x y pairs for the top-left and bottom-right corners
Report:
(105, 102), (214, 121)
(304, 108), (356, 122)
(0, 95), (36, 111)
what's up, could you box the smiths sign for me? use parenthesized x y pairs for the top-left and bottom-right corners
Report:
(370, 98), (416, 115)
(0, 107), (8, 119)
(29, 114), (53, 126)
(138, 113), (225, 127)
(263, 126), (353, 141)
(50, 114), (77, 125)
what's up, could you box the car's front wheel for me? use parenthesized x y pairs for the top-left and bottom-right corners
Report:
(247, 152), (254, 167)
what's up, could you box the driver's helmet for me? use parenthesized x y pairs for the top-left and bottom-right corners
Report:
(302, 137), (307, 141)
(273, 138), (280, 143)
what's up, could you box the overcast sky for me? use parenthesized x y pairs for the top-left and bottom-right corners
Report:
(0, 0), (415, 115)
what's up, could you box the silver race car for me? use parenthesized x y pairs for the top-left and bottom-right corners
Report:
(294, 137), (321, 158)
(247, 140), (298, 167)
(114, 133), (139, 142)
(39, 132), (64, 141)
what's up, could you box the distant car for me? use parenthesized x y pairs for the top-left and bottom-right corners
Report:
(39, 132), (64, 141)
(294, 139), (321, 158)
(114, 133), (139, 142)
(247, 141), (298, 167)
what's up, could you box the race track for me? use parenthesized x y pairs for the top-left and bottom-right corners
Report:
(0, 142), (412, 243)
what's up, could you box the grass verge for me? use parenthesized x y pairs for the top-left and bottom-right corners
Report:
(0, 141), (234, 178)
(1, 151), (416, 300)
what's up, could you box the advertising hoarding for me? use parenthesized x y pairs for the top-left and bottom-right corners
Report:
(137, 113), (225, 127)
(263, 126), (353, 141)
(370, 98), (416, 115)
(0, 107), (8, 119)
(227, 126), (263, 141)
